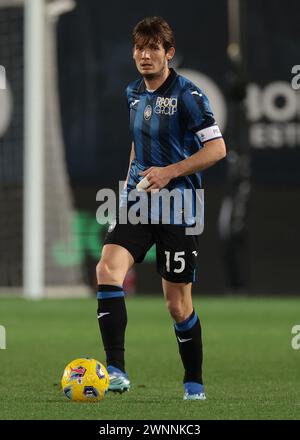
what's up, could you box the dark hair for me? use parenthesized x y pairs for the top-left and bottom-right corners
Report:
(132, 16), (175, 52)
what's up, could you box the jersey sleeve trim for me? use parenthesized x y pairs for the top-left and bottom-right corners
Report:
(196, 124), (222, 143)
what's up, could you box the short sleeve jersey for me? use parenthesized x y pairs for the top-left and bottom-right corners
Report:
(124, 68), (223, 225)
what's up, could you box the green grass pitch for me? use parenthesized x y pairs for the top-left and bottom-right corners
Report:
(0, 295), (299, 420)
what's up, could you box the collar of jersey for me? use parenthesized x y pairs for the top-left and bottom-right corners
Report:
(137, 68), (177, 95)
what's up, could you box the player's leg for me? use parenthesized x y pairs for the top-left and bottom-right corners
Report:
(96, 243), (134, 378)
(162, 279), (205, 400)
(155, 224), (205, 400)
(97, 221), (154, 392)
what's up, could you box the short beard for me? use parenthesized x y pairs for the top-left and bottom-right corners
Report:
(142, 73), (157, 81)
(142, 66), (165, 81)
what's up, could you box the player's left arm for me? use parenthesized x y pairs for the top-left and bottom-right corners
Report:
(169, 137), (226, 177)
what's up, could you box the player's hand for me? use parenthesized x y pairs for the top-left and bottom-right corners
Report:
(140, 166), (174, 191)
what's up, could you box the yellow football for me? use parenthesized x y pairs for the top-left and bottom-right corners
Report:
(61, 358), (109, 402)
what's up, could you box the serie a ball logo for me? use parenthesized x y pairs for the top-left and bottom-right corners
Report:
(61, 358), (109, 402)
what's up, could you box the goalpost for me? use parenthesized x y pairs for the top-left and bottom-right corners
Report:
(0, 0), (90, 298)
(23, 0), (45, 298)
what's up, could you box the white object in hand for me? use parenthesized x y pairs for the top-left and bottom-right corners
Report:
(136, 176), (150, 191)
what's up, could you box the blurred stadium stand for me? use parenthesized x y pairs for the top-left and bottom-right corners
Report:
(0, 0), (299, 295)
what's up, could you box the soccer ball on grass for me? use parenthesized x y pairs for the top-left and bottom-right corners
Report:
(61, 358), (109, 402)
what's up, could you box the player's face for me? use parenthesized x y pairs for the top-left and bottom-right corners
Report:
(133, 40), (174, 80)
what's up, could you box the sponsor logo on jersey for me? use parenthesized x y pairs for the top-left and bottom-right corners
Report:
(144, 104), (152, 120)
(154, 96), (178, 116)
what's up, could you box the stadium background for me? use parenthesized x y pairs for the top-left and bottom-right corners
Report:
(0, 0), (299, 296)
(0, 0), (300, 422)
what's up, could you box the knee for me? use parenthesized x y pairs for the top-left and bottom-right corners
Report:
(96, 258), (118, 284)
(166, 299), (187, 322)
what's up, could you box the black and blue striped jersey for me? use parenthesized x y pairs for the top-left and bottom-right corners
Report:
(123, 68), (222, 226)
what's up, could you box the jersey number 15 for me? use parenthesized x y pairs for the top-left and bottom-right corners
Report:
(165, 251), (185, 273)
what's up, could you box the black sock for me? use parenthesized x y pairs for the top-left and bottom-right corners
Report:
(97, 284), (127, 373)
(174, 309), (203, 384)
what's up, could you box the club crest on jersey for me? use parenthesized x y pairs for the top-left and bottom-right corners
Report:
(144, 105), (152, 120)
(154, 96), (177, 116)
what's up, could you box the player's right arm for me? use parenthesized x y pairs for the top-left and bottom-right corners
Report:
(124, 142), (135, 188)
